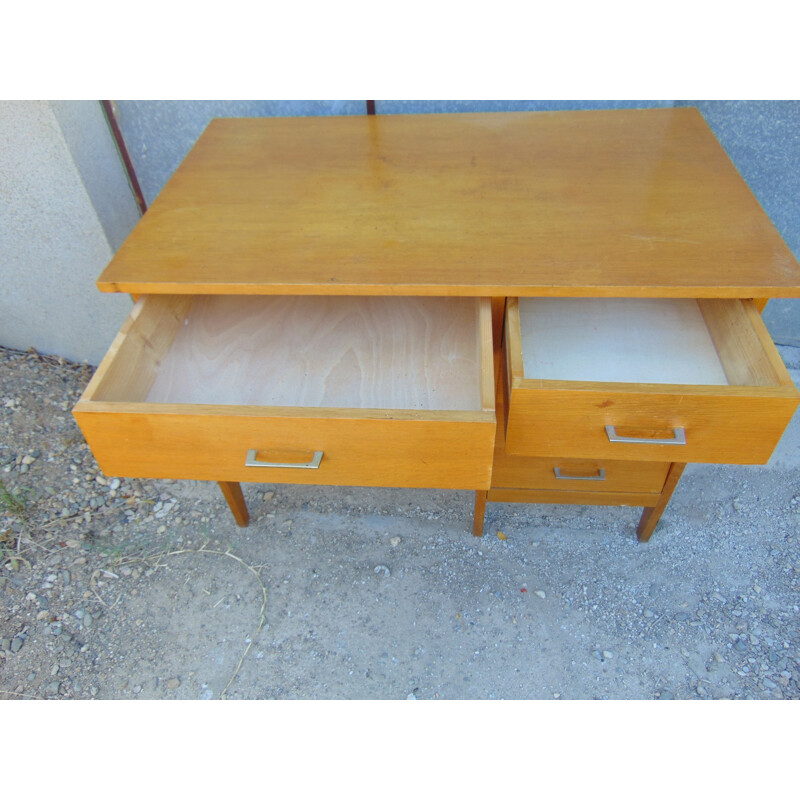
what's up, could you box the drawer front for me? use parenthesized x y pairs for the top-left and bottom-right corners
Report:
(74, 408), (496, 490)
(504, 298), (800, 465)
(504, 388), (797, 464)
(491, 451), (670, 494)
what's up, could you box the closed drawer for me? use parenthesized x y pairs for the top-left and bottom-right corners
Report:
(74, 295), (496, 489)
(504, 297), (799, 464)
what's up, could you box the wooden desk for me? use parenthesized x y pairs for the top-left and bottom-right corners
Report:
(74, 108), (800, 541)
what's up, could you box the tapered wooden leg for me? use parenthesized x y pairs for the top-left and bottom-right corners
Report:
(636, 463), (686, 542)
(218, 481), (250, 527)
(473, 490), (488, 537)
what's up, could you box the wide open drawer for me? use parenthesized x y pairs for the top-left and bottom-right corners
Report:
(503, 297), (799, 464)
(74, 295), (496, 489)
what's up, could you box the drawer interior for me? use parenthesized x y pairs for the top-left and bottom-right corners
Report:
(514, 297), (790, 388)
(89, 295), (493, 412)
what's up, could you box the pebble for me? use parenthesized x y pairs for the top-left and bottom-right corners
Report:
(11, 636), (24, 653)
(389, 537), (401, 547)
(166, 678), (181, 690)
(374, 565), (391, 577)
(534, 590), (546, 599)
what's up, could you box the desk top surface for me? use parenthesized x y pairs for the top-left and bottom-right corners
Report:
(98, 108), (800, 298)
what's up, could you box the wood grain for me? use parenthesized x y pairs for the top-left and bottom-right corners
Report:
(96, 109), (800, 299)
(72, 406), (496, 490)
(144, 295), (487, 411)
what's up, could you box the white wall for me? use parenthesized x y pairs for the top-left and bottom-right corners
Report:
(0, 101), (139, 365)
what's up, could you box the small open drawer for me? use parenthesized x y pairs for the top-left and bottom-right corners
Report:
(503, 297), (799, 464)
(74, 295), (496, 489)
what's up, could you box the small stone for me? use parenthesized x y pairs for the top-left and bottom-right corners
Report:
(602, 650), (614, 660)
(262, 491), (274, 501)
(166, 678), (181, 690)
(374, 565), (391, 577)
(406, 693), (416, 700)
(762, 678), (777, 690)
(109, 478), (121, 491)
(45, 681), (61, 695)
(11, 636), (24, 653)
(658, 689), (675, 700)
(1, 637), (12, 652)
(133, 685), (142, 694)
(157, 525), (167, 534)
(21, 455), (34, 465)
(389, 537), (401, 547)
(534, 590), (546, 599)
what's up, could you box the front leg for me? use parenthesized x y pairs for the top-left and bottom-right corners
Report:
(218, 481), (250, 527)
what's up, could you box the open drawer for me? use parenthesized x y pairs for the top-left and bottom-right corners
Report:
(74, 295), (496, 489)
(503, 297), (799, 464)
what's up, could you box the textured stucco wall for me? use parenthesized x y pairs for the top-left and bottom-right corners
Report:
(374, 99), (676, 114)
(0, 101), (139, 364)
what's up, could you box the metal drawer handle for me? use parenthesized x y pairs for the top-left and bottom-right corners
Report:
(245, 449), (323, 469)
(605, 426), (686, 445)
(554, 467), (606, 481)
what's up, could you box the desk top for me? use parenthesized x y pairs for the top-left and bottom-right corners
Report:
(98, 108), (800, 298)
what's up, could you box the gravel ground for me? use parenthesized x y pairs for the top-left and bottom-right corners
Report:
(1, 342), (799, 701)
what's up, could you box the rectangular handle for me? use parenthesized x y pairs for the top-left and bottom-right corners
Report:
(245, 449), (323, 469)
(605, 425), (686, 445)
(554, 467), (606, 481)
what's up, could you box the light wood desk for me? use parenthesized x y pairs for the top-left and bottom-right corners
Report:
(74, 108), (800, 541)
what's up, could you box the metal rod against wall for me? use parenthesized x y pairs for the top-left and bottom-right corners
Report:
(366, 100), (376, 115)
(100, 100), (148, 216)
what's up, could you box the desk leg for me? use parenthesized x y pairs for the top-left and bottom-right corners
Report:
(218, 481), (250, 527)
(636, 463), (686, 542)
(473, 490), (487, 537)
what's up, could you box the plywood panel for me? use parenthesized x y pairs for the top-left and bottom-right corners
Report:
(145, 295), (484, 411)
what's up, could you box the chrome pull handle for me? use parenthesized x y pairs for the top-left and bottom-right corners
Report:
(605, 426), (686, 445)
(245, 450), (323, 469)
(554, 467), (606, 481)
